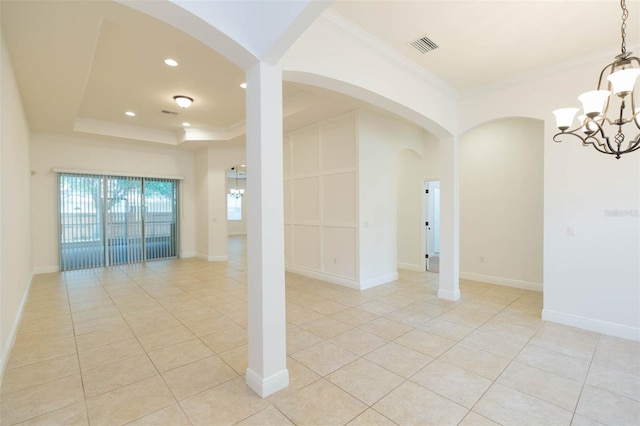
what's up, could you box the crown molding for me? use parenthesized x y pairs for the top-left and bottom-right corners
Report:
(74, 118), (178, 145)
(317, 9), (459, 100)
(462, 43), (640, 99)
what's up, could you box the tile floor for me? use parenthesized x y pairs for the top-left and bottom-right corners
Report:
(1, 237), (639, 425)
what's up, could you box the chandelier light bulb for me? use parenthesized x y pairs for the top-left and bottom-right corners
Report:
(553, 108), (579, 130)
(578, 115), (601, 135)
(577, 90), (610, 118)
(173, 95), (193, 109)
(607, 68), (640, 96)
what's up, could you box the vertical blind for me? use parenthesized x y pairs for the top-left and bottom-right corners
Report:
(59, 173), (179, 271)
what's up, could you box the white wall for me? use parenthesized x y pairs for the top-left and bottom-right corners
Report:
(194, 147), (209, 258)
(359, 109), (435, 287)
(199, 146), (245, 261)
(460, 117), (544, 290)
(460, 52), (640, 340)
(30, 133), (197, 272)
(283, 108), (442, 289)
(280, 11), (457, 138)
(396, 134), (440, 271)
(1, 33), (33, 379)
(194, 146), (245, 261)
(284, 113), (359, 287)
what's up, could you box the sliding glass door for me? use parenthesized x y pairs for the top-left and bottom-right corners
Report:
(59, 174), (105, 270)
(143, 178), (178, 261)
(59, 173), (179, 271)
(106, 176), (143, 266)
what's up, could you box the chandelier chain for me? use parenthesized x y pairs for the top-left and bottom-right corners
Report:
(620, 0), (628, 54)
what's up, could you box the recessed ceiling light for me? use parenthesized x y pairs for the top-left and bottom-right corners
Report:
(125, 111), (136, 117)
(164, 58), (178, 67)
(240, 82), (247, 89)
(182, 122), (191, 127)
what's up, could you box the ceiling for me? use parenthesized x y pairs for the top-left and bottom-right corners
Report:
(332, 0), (639, 93)
(1, 0), (638, 150)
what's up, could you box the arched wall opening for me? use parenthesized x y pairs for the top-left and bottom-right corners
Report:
(123, 1), (463, 301)
(396, 142), (440, 272)
(459, 117), (544, 291)
(283, 71), (453, 139)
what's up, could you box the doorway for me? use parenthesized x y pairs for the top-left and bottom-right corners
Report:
(59, 173), (179, 270)
(424, 180), (440, 272)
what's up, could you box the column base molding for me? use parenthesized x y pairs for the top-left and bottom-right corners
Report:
(246, 367), (289, 398)
(438, 287), (461, 301)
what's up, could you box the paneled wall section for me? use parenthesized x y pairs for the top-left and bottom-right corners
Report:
(284, 114), (358, 285)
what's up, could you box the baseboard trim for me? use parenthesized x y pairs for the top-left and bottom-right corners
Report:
(460, 272), (543, 292)
(245, 368), (289, 398)
(398, 262), (423, 272)
(542, 309), (640, 342)
(0, 273), (34, 386)
(285, 265), (360, 290)
(195, 253), (229, 262)
(180, 252), (196, 259)
(33, 266), (59, 274)
(360, 272), (399, 290)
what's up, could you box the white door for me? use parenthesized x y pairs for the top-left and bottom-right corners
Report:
(424, 180), (440, 271)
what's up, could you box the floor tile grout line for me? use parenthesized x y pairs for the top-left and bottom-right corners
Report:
(12, 244), (637, 426)
(569, 333), (600, 425)
(463, 316), (570, 423)
(388, 288), (545, 423)
(113, 273), (247, 411)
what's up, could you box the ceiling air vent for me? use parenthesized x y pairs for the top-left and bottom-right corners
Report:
(161, 110), (178, 115)
(410, 35), (438, 54)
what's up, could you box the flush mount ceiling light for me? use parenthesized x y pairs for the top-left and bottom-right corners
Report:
(125, 111), (136, 117)
(553, 0), (640, 159)
(182, 122), (191, 127)
(164, 58), (178, 67)
(173, 95), (193, 109)
(240, 82), (247, 89)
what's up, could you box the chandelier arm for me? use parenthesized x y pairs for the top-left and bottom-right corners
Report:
(596, 61), (617, 89)
(553, 129), (621, 157)
(584, 133), (623, 156)
(592, 120), (621, 154)
(553, 130), (593, 147)
(632, 86), (640, 129)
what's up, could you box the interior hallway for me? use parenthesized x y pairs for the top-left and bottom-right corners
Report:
(0, 236), (638, 425)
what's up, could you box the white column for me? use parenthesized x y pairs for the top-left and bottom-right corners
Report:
(244, 61), (289, 397)
(438, 136), (461, 300)
(207, 155), (229, 261)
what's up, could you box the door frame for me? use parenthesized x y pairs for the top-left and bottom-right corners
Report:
(422, 179), (440, 271)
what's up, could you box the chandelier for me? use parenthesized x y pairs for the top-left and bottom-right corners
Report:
(553, 0), (640, 159)
(229, 166), (244, 199)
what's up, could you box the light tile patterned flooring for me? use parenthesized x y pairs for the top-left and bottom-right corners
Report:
(1, 237), (639, 425)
